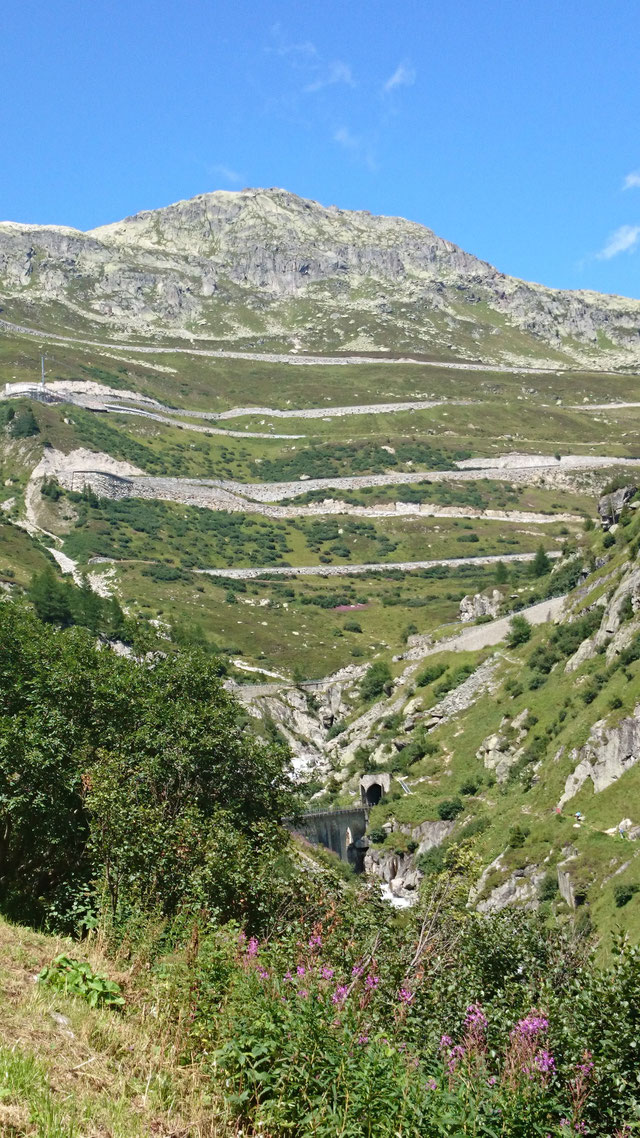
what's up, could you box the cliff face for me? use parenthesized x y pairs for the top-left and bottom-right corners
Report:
(1, 187), (640, 364)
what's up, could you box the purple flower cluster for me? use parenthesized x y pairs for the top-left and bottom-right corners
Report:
(246, 936), (259, 958)
(577, 1051), (594, 1078)
(512, 1012), (549, 1038)
(534, 1050), (555, 1074)
(332, 985), (349, 1005)
(398, 987), (414, 1005)
(364, 974), (380, 991)
(321, 966), (334, 980)
(465, 1003), (488, 1031)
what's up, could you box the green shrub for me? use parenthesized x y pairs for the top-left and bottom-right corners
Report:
(416, 661), (447, 688)
(368, 828), (386, 844)
(507, 615), (532, 647)
(38, 954), (124, 1009)
(360, 660), (393, 701)
(538, 872), (559, 901)
(508, 824), (530, 848)
(614, 883), (639, 908)
(459, 780), (478, 796)
(437, 797), (464, 821)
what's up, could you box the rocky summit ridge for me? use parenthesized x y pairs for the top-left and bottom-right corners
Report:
(1, 186), (640, 365)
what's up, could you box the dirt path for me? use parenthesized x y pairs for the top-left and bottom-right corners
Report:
(195, 550), (561, 581)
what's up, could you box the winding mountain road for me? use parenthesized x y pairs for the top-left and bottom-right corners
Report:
(195, 550), (562, 581)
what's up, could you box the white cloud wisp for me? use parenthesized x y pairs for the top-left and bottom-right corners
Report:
(596, 224), (640, 260)
(382, 62), (416, 93)
(623, 171), (640, 191)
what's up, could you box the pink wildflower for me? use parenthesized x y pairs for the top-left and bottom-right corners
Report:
(465, 1004), (487, 1030)
(534, 1050), (555, 1074)
(296, 964), (306, 977)
(351, 964), (364, 977)
(246, 937), (259, 958)
(332, 985), (349, 1005)
(512, 1012), (549, 1038)
(321, 966), (334, 980)
(364, 974), (380, 990)
(398, 987), (414, 1004)
(297, 988), (309, 999)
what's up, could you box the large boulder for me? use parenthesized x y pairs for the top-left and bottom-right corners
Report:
(598, 486), (637, 529)
(459, 589), (503, 623)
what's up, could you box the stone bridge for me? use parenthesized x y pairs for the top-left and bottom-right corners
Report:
(289, 805), (370, 871)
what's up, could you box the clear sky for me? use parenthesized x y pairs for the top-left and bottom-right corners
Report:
(2, 0), (640, 297)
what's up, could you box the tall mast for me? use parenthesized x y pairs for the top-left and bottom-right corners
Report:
(41, 355), (45, 387)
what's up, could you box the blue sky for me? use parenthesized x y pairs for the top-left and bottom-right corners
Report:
(2, 0), (640, 297)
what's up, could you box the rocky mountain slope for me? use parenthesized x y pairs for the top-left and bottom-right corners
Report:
(2, 187), (640, 365)
(237, 486), (640, 937)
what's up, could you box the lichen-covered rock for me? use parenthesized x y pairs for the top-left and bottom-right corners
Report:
(459, 589), (503, 623)
(558, 705), (640, 808)
(475, 862), (545, 914)
(476, 708), (529, 783)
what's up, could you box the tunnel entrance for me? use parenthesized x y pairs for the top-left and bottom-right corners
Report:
(363, 782), (383, 806)
(360, 772), (391, 808)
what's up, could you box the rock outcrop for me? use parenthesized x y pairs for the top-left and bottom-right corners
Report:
(459, 589), (503, 623)
(558, 705), (640, 808)
(598, 486), (637, 529)
(476, 707), (530, 783)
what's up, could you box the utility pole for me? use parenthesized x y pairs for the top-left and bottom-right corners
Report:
(40, 355), (45, 387)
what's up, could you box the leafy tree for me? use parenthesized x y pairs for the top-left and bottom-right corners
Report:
(29, 567), (73, 626)
(507, 614), (532, 647)
(495, 560), (509, 584)
(531, 544), (552, 577)
(0, 602), (295, 930)
(360, 660), (393, 701)
(9, 406), (40, 438)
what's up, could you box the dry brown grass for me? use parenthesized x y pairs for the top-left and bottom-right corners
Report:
(0, 916), (243, 1137)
